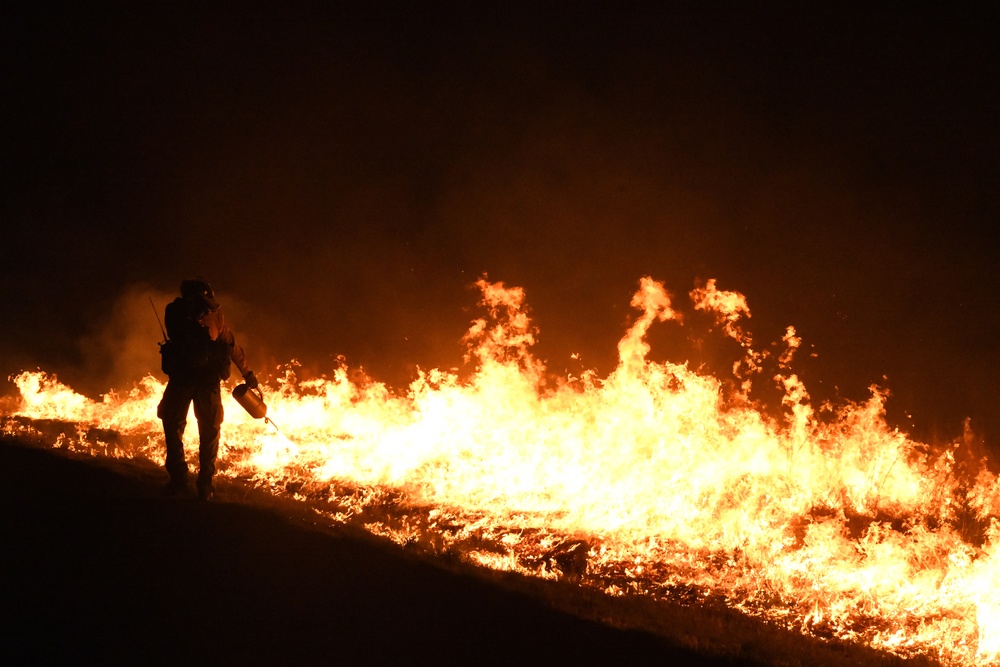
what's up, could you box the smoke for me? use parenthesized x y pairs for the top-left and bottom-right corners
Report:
(3, 3), (998, 445)
(72, 283), (272, 398)
(73, 284), (175, 395)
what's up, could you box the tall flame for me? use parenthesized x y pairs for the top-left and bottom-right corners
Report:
(5, 276), (1000, 666)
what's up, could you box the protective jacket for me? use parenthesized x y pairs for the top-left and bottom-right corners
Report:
(160, 296), (250, 382)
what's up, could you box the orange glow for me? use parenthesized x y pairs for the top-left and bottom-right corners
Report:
(4, 276), (998, 666)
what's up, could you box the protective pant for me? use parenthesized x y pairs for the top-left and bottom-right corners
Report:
(158, 380), (224, 489)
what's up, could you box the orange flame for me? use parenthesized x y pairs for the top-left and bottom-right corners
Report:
(5, 276), (1000, 666)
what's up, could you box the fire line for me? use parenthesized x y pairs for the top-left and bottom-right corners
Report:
(4, 275), (999, 667)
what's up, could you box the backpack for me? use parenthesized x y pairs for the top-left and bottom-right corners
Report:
(161, 299), (232, 380)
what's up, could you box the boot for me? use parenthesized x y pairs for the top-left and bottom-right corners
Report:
(197, 481), (215, 502)
(163, 477), (191, 497)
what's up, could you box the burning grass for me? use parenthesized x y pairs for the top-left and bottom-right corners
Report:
(3, 276), (997, 666)
(0, 430), (933, 667)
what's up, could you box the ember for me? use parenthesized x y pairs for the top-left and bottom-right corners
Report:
(4, 276), (998, 666)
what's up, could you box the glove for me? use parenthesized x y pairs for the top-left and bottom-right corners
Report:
(243, 370), (259, 390)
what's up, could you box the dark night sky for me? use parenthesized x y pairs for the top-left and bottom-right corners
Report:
(3, 3), (999, 445)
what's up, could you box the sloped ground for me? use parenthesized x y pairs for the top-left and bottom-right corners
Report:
(0, 440), (743, 666)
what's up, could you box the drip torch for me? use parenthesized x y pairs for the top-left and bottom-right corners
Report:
(233, 383), (284, 434)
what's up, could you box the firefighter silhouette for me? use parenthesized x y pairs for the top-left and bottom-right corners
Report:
(157, 279), (257, 500)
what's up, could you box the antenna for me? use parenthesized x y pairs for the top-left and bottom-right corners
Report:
(149, 296), (168, 343)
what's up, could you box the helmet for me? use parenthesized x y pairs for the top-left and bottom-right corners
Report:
(180, 278), (220, 311)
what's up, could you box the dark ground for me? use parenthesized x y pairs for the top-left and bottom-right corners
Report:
(0, 440), (747, 666)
